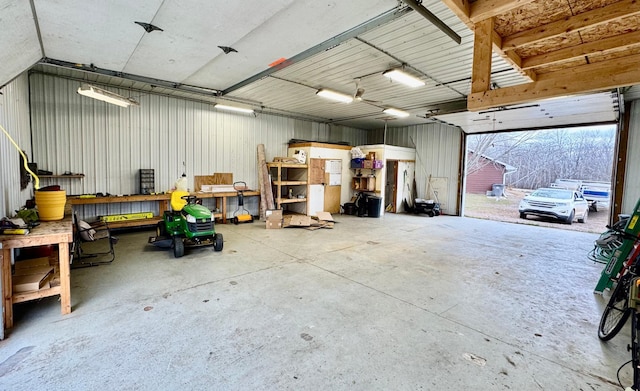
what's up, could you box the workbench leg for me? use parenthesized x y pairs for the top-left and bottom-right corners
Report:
(2, 248), (13, 329)
(222, 197), (227, 224)
(58, 242), (71, 315)
(159, 200), (168, 216)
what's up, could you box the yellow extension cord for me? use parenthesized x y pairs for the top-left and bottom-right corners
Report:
(0, 123), (39, 189)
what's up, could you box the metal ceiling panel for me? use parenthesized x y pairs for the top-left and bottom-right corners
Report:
(123, 0), (295, 83)
(184, 0), (399, 90)
(0, 0), (41, 86)
(34, 0), (163, 70)
(13, 0), (620, 131)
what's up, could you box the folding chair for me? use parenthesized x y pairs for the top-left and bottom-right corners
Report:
(72, 213), (117, 268)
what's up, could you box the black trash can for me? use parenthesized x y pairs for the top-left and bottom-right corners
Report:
(367, 196), (382, 218)
(342, 202), (356, 215)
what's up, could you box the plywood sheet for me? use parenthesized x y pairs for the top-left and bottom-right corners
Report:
(494, 0), (572, 37)
(13, 267), (54, 292)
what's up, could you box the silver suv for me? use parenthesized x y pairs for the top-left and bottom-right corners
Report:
(518, 187), (589, 224)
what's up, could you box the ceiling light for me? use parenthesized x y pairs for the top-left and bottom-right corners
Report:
(316, 88), (353, 103)
(382, 68), (425, 87)
(383, 108), (410, 118)
(214, 104), (254, 114)
(77, 84), (139, 107)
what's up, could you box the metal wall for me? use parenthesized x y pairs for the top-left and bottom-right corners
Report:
(373, 122), (462, 215)
(0, 73), (32, 217)
(28, 73), (368, 219)
(623, 99), (640, 213)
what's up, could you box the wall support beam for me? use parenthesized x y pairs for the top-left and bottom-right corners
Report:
(471, 18), (494, 94)
(468, 53), (640, 111)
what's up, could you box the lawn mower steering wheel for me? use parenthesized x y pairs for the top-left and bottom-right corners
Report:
(181, 195), (198, 204)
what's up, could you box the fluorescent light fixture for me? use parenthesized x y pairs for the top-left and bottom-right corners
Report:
(214, 104), (254, 114)
(382, 68), (425, 87)
(383, 108), (410, 118)
(77, 84), (139, 107)
(316, 88), (353, 103)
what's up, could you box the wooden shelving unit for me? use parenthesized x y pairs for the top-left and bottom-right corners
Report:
(352, 176), (376, 192)
(267, 162), (308, 214)
(38, 174), (85, 178)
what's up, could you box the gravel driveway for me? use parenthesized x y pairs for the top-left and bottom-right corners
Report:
(464, 188), (610, 234)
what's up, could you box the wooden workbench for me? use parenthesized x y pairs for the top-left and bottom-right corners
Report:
(1, 217), (73, 332)
(68, 191), (260, 227)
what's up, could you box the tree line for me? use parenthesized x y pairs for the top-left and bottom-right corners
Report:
(466, 127), (616, 190)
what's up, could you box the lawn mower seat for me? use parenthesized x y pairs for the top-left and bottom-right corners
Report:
(171, 191), (189, 211)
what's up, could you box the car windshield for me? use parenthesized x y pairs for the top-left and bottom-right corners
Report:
(531, 188), (572, 199)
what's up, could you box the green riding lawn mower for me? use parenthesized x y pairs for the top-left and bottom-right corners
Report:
(148, 191), (223, 258)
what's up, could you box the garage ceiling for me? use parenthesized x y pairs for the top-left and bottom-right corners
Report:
(1, 0), (635, 133)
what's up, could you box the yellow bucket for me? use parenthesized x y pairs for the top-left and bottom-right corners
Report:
(35, 190), (67, 221)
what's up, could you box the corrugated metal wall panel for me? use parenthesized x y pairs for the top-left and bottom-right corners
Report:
(380, 122), (462, 215)
(623, 100), (640, 213)
(29, 73), (373, 220)
(0, 72), (32, 216)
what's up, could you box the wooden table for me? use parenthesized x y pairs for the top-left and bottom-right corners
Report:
(200, 191), (261, 223)
(68, 191), (260, 226)
(1, 217), (73, 332)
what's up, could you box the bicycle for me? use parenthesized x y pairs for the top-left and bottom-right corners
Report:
(598, 220), (640, 341)
(625, 277), (640, 390)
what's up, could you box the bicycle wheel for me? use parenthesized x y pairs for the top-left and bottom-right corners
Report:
(632, 309), (640, 389)
(599, 273), (632, 341)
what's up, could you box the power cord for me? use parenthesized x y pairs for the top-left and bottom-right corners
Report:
(617, 359), (632, 390)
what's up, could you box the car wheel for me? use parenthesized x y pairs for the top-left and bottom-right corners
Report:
(565, 210), (575, 225)
(519, 212), (526, 219)
(578, 208), (588, 223)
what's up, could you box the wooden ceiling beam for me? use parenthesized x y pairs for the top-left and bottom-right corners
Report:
(439, 0), (473, 29)
(441, 0), (535, 82)
(467, 53), (640, 111)
(502, 0), (640, 50)
(521, 30), (640, 70)
(472, 18), (495, 94)
(492, 31), (537, 81)
(469, 0), (539, 23)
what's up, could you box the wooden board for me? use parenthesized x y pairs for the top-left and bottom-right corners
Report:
(323, 172), (341, 214)
(194, 173), (233, 192)
(309, 159), (325, 185)
(13, 267), (54, 292)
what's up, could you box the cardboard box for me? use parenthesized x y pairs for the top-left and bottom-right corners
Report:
(266, 220), (282, 229)
(266, 209), (283, 229)
(13, 267), (54, 293)
(15, 257), (50, 270)
(287, 215), (312, 227)
(316, 211), (334, 222)
(13, 265), (54, 277)
(266, 209), (283, 221)
(363, 160), (373, 169)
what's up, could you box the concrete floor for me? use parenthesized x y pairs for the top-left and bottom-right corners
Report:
(0, 214), (631, 390)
